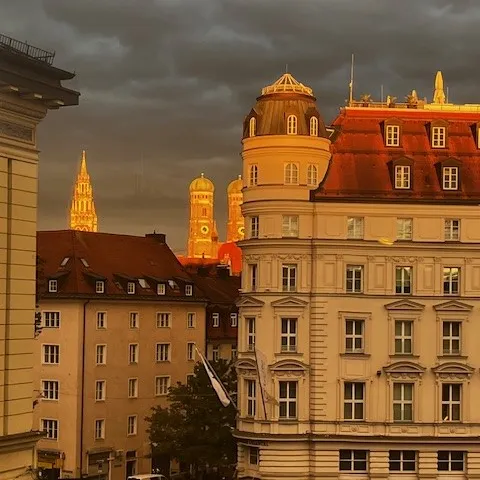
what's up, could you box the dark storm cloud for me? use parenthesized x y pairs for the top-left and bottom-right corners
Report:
(2, 0), (480, 250)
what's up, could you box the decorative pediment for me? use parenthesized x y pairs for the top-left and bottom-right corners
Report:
(432, 362), (475, 379)
(271, 296), (308, 309)
(384, 299), (425, 312)
(383, 361), (426, 379)
(433, 300), (473, 313)
(236, 296), (265, 308)
(271, 359), (309, 378)
(235, 359), (258, 377)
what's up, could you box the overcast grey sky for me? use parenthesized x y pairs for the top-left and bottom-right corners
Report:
(1, 0), (478, 252)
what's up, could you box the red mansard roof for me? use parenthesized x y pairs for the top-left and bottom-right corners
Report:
(313, 108), (480, 204)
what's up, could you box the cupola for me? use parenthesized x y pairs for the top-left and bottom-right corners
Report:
(227, 175), (243, 194)
(189, 173), (214, 193)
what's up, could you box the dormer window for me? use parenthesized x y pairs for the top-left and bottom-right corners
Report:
(286, 115), (297, 135)
(443, 166), (458, 190)
(394, 165), (411, 189)
(284, 163), (298, 185)
(157, 283), (165, 295)
(185, 284), (193, 296)
(249, 117), (256, 137)
(127, 282), (135, 294)
(307, 165), (318, 186)
(385, 125), (400, 147)
(432, 126), (446, 148)
(309, 117), (318, 136)
(248, 164), (258, 186)
(48, 279), (57, 293)
(95, 281), (104, 294)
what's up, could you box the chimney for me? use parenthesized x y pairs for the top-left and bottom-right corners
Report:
(216, 265), (230, 278)
(146, 232), (166, 243)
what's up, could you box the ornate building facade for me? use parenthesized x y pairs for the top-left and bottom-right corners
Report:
(69, 150), (98, 232)
(235, 72), (480, 478)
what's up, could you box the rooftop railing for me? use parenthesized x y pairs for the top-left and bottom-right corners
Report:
(0, 33), (55, 65)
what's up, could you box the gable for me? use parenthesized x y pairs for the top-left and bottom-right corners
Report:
(384, 299), (425, 311)
(271, 296), (308, 309)
(236, 295), (265, 308)
(432, 362), (475, 376)
(383, 361), (426, 375)
(271, 359), (309, 372)
(433, 300), (473, 313)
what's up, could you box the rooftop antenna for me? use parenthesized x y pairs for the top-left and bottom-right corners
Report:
(348, 53), (355, 106)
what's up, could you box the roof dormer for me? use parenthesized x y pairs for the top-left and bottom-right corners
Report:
(471, 122), (480, 149)
(243, 108), (260, 139)
(389, 156), (413, 190)
(429, 119), (449, 148)
(437, 158), (461, 191)
(383, 118), (403, 147)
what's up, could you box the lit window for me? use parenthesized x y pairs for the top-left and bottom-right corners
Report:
(41, 419), (58, 440)
(438, 451), (465, 472)
(442, 321), (461, 355)
(127, 282), (135, 294)
(339, 450), (368, 472)
(393, 383), (413, 421)
(155, 376), (170, 396)
(95, 380), (106, 401)
(386, 125), (400, 146)
(156, 343), (170, 362)
(347, 217), (364, 239)
(441, 384), (461, 421)
(395, 266), (412, 294)
(282, 215), (299, 237)
(128, 378), (138, 398)
(284, 163), (298, 184)
(394, 165), (410, 189)
(286, 115), (297, 135)
(250, 216), (259, 238)
(43, 311), (60, 328)
(95, 281), (104, 294)
(127, 415), (137, 436)
(246, 317), (256, 351)
(248, 165), (258, 186)
(345, 319), (364, 353)
(48, 279), (57, 293)
(389, 451), (416, 472)
(129, 312), (139, 329)
(280, 318), (297, 352)
(445, 219), (460, 241)
(396, 218), (412, 240)
(346, 265), (363, 293)
(157, 283), (165, 295)
(443, 267), (459, 295)
(249, 117), (256, 137)
(443, 166), (458, 190)
(279, 380), (297, 419)
(432, 126), (446, 148)
(307, 164), (318, 186)
(309, 116), (318, 136)
(344, 382), (364, 420)
(212, 313), (220, 327)
(187, 342), (195, 361)
(282, 264), (297, 292)
(394, 321), (412, 355)
(187, 312), (196, 328)
(94, 419), (105, 440)
(185, 284), (193, 296)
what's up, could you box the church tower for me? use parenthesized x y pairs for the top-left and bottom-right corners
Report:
(69, 150), (98, 232)
(226, 175), (245, 243)
(187, 173), (217, 258)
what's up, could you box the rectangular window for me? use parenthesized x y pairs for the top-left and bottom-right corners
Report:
(386, 124), (400, 147)
(280, 318), (297, 353)
(185, 284), (193, 296)
(346, 265), (363, 293)
(156, 343), (170, 362)
(339, 450), (368, 472)
(42, 345), (60, 364)
(397, 218), (413, 240)
(41, 419), (58, 440)
(231, 344), (237, 360)
(42, 380), (59, 400)
(249, 264), (257, 291)
(155, 376), (170, 396)
(246, 379), (256, 417)
(442, 384), (461, 421)
(282, 215), (299, 237)
(96, 345), (107, 365)
(212, 313), (220, 327)
(282, 264), (297, 292)
(95, 281), (104, 294)
(345, 319), (364, 353)
(393, 383), (413, 422)
(128, 344), (139, 364)
(156, 312), (171, 328)
(127, 282), (136, 294)
(247, 317), (256, 351)
(442, 321), (461, 355)
(347, 217), (364, 239)
(394, 321), (413, 355)
(443, 267), (460, 295)
(127, 415), (137, 436)
(437, 451), (465, 471)
(249, 164), (258, 186)
(250, 216), (259, 238)
(443, 166), (458, 190)
(395, 266), (412, 294)
(212, 346), (219, 362)
(128, 378), (138, 398)
(187, 342), (195, 361)
(394, 165), (410, 189)
(48, 279), (58, 293)
(43, 311), (60, 328)
(187, 312), (196, 328)
(279, 381), (297, 419)
(230, 313), (238, 327)
(389, 451), (416, 472)
(445, 219), (460, 241)
(129, 312), (139, 329)
(249, 447), (259, 466)
(344, 382), (364, 420)
(432, 126), (446, 148)
(95, 380), (106, 401)
(94, 419), (105, 440)
(157, 283), (166, 295)
(96, 312), (107, 329)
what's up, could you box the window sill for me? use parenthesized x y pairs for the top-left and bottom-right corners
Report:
(438, 355), (468, 360)
(340, 352), (371, 358)
(278, 418), (298, 423)
(389, 354), (419, 359)
(276, 351), (303, 357)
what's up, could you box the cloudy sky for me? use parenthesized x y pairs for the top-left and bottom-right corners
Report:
(2, 0), (478, 252)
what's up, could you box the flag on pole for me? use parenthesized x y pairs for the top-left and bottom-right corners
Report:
(254, 348), (279, 420)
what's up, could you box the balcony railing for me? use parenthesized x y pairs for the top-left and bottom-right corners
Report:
(0, 33), (55, 65)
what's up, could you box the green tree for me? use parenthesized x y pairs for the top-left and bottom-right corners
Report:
(146, 358), (237, 478)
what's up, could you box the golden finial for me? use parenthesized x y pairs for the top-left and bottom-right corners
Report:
(433, 71), (446, 104)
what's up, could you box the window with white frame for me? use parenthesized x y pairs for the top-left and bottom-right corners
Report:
(280, 318), (297, 352)
(43, 311), (60, 328)
(397, 218), (413, 240)
(394, 165), (411, 189)
(389, 451), (416, 472)
(347, 217), (364, 239)
(346, 265), (363, 293)
(445, 219), (460, 241)
(249, 264), (258, 291)
(307, 164), (318, 186)
(41, 419), (58, 440)
(212, 313), (220, 327)
(156, 312), (171, 328)
(231, 344), (237, 360)
(250, 216), (259, 238)
(339, 450), (368, 472)
(96, 312), (106, 329)
(279, 380), (297, 419)
(344, 382), (364, 420)
(309, 116), (318, 136)
(127, 282), (136, 294)
(185, 284), (193, 296)
(42, 380), (59, 400)
(247, 317), (256, 351)
(212, 345), (219, 362)
(249, 447), (259, 466)
(246, 379), (256, 417)
(345, 319), (364, 353)
(395, 266), (412, 294)
(187, 312), (196, 328)
(157, 283), (166, 295)
(128, 378), (138, 398)
(95, 281), (105, 294)
(443, 166), (458, 190)
(249, 117), (256, 137)
(128, 344), (139, 364)
(127, 415), (137, 435)
(393, 383), (413, 422)
(187, 342), (195, 361)
(282, 264), (297, 292)
(94, 419), (105, 440)
(442, 321), (461, 355)
(438, 451), (465, 471)
(155, 376), (170, 396)
(156, 343), (170, 362)
(248, 165), (258, 186)
(96, 345), (107, 365)
(282, 215), (299, 237)
(284, 163), (299, 184)
(230, 313), (238, 327)
(443, 267), (460, 295)
(48, 279), (57, 293)
(129, 312), (139, 329)
(286, 114), (297, 135)
(95, 380), (106, 401)
(432, 126), (446, 148)
(394, 320), (413, 355)
(441, 384), (461, 421)
(42, 345), (59, 364)
(386, 124), (400, 146)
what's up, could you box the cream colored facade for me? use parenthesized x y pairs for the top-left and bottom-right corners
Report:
(235, 75), (480, 479)
(33, 299), (206, 479)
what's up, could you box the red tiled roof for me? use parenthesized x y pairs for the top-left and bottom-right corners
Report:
(192, 273), (240, 306)
(37, 230), (205, 300)
(218, 242), (242, 275)
(313, 108), (480, 204)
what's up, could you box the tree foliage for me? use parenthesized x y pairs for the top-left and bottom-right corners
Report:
(146, 358), (237, 475)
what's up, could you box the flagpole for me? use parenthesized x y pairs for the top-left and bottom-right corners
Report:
(254, 348), (268, 420)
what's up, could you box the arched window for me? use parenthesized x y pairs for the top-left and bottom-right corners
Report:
(309, 116), (318, 136)
(249, 117), (256, 137)
(284, 163), (299, 185)
(307, 165), (318, 186)
(249, 165), (258, 186)
(287, 115), (297, 135)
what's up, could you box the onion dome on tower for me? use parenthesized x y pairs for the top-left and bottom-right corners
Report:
(227, 175), (243, 194)
(189, 172), (214, 192)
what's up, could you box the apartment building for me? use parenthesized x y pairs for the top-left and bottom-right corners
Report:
(34, 230), (206, 480)
(235, 72), (480, 478)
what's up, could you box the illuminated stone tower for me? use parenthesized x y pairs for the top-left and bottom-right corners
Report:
(187, 173), (218, 258)
(226, 175), (245, 243)
(69, 150), (98, 232)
